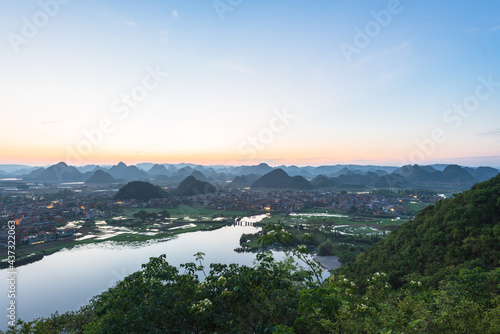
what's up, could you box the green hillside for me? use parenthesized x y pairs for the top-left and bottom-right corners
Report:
(176, 176), (216, 196)
(114, 181), (168, 201)
(338, 174), (500, 289)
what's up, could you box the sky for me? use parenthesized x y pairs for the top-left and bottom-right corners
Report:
(1, 0), (500, 167)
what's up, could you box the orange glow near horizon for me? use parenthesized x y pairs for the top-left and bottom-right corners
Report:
(1, 144), (497, 167)
(0, 149), (394, 167)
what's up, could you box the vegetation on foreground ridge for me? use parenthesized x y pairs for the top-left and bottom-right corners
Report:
(4, 249), (499, 333)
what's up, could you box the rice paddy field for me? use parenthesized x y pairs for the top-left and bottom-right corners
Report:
(260, 211), (410, 236)
(69, 206), (254, 243)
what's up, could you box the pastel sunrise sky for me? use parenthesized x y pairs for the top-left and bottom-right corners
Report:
(1, 0), (500, 167)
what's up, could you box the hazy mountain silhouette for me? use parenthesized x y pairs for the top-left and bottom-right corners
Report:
(233, 163), (274, 176)
(464, 166), (499, 182)
(190, 171), (209, 182)
(311, 175), (338, 188)
(27, 162), (85, 182)
(373, 173), (410, 188)
(442, 164), (476, 184)
(14, 162), (499, 188)
(232, 174), (261, 185)
(108, 162), (149, 180)
(176, 176), (216, 196)
(252, 169), (313, 190)
(85, 170), (117, 184)
(148, 164), (170, 176)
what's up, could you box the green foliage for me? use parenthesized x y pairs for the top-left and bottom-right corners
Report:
(338, 174), (500, 289)
(132, 209), (169, 222)
(158, 210), (171, 218)
(318, 240), (334, 256)
(6, 262), (499, 333)
(132, 209), (149, 222)
(243, 220), (381, 266)
(258, 225), (324, 286)
(4, 306), (93, 334)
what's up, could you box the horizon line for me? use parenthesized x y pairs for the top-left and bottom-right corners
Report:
(0, 160), (499, 169)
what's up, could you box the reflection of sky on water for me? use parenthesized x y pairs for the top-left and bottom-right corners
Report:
(239, 214), (268, 224)
(0, 218), (339, 330)
(289, 213), (348, 218)
(1, 225), (264, 328)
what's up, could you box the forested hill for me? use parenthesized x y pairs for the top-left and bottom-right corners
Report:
(337, 174), (500, 289)
(114, 181), (169, 201)
(251, 169), (313, 189)
(175, 176), (216, 196)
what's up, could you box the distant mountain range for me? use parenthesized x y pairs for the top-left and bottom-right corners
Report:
(250, 164), (499, 190)
(252, 169), (313, 190)
(1, 162), (498, 190)
(85, 170), (117, 184)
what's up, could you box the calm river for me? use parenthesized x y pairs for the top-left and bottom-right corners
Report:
(1, 223), (339, 330)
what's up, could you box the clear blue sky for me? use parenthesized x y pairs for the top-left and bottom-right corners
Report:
(1, 0), (499, 167)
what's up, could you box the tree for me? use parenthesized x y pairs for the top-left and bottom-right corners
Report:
(159, 210), (171, 219)
(133, 210), (149, 223)
(3, 262), (499, 333)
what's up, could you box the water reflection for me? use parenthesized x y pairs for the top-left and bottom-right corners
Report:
(235, 214), (268, 226)
(1, 226), (264, 327)
(1, 219), (338, 330)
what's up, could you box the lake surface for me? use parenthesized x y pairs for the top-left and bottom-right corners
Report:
(1, 223), (339, 329)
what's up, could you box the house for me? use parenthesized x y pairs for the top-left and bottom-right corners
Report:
(45, 231), (57, 242)
(57, 228), (75, 239)
(28, 232), (46, 245)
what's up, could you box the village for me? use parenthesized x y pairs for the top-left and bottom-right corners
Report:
(0, 184), (440, 249)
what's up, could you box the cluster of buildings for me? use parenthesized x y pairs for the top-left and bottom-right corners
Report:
(180, 190), (438, 217)
(0, 186), (440, 247)
(0, 190), (116, 247)
(22, 226), (75, 245)
(0, 219), (76, 246)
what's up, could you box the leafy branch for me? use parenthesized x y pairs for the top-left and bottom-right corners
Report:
(258, 224), (324, 286)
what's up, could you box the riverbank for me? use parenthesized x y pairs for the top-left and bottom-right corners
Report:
(0, 224), (268, 330)
(2, 205), (263, 268)
(0, 220), (233, 269)
(235, 210), (410, 265)
(2, 207), (407, 269)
